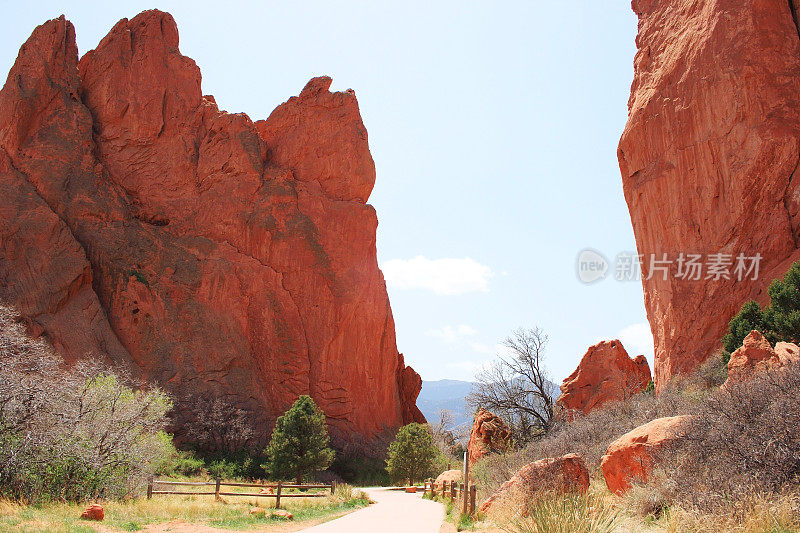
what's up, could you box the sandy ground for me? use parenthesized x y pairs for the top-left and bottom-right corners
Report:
(298, 488), (445, 533)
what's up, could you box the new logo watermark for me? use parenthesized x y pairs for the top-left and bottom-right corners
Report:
(576, 249), (609, 284)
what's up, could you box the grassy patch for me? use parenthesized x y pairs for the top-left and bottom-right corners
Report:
(426, 493), (478, 531)
(0, 485), (370, 532)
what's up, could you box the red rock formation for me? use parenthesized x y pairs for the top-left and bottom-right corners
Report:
(479, 454), (589, 515)
(0, 11), (423, 447)
(80, 504), (104, 521)
(434, 469), (463, 490)
(556, 340), (651, 417)
(725, 330), (800, 386)
(619, 0), (800, 387)
(601, 415), (691, 495)
(467, 409), (511, 465)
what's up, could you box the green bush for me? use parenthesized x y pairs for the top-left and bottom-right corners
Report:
(385, 423), (443, 484)
(722, 261), (800, 353)
(262, 395), (335, 483)
(331, 454), (390, 486)
(0, 306), (174, 502)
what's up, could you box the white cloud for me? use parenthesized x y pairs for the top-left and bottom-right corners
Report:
(381, 256), (493, 295)
(427, 324), (477, 344)
(468, 341), (499, 355)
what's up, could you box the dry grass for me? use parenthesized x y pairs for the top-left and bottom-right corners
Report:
(658, 492), (800, 533)
(476, 475), (800, 533)
(0, 484), (369, 533)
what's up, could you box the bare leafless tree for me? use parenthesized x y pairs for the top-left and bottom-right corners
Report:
(182, 395), (254, 453)
(467, 327), (559, 443)
(0, 305), (173, 502)
(430, 409), (467, 459)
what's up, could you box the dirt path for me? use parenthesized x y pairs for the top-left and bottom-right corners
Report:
(298, 488), (445, 533)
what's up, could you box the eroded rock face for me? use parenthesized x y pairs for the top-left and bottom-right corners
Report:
(556, 340), (651, 417)
(0, 11), (423, 447)
(467, 409), (511, 465)
(619, 0), (800, 387)
(478, 454), (589, 515)
(601, 415), (691, 495)
(725, 330), (800, 386)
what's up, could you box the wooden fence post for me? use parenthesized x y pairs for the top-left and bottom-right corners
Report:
(462, 448), (470, 516)
(214, 478), (221, 501)
(147, 477), (153, 500)
(450, 482), (456, 503)
(469, 484), (477, 515)
(275, 481), (282, 509)
(331, 481), (336, 495)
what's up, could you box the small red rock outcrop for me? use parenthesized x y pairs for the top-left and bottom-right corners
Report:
(434, 469), (462, 489)
(0, 11), (423, 448)
(467, 409), (511, 465)
(619, 0), (800, 387)
(601, 415), (691, 495)
(479, 454), (589, 515)
(557, 340), (651, 417)
(80, 504), (104, 521)
(725, 330), (800, 386)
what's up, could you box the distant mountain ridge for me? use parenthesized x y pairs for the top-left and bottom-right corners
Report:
(418, 379), (475, 433)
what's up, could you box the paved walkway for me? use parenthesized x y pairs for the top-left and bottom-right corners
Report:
(300, 488), (445, 532)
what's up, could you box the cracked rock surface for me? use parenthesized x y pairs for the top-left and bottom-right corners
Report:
(619, 0), (800, 386)
(0, 10), (424, 446)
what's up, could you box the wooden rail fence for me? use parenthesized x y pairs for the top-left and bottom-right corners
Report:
(423, 479), (477, 516)
(147, 478), (335, 509)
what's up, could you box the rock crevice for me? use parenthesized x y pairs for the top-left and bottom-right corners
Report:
(0, 10), (423, 447)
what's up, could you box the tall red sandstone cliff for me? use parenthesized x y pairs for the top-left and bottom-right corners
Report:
(0, 11), (424, 446)
(619, 0), (800, 386)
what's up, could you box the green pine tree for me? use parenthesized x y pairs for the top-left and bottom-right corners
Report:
(262, 395), (335, 484)
(385, 423), (441, 485)
(722, 261), (800, 358)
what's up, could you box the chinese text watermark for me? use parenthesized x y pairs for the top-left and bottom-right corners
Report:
(576, 250), (762, 284)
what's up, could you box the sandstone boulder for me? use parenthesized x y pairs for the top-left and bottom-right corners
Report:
(478, 454), (589, 515)
(80, 504), (104, 521)
(434, 469), (462, 489)
(557, 340), (651, 417)
(725, 330), (800, 386)
(0, 11), (423, 448)
(272, 509), (293, 520)
(467, 409), (511, 465)
(619, 0), (800, 387)
(601, 415), (691, 495)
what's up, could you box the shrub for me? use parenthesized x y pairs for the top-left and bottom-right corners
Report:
(385, 423), (442, 484)
(262, 395), (335, 483)
(154, 438), (205, 478)
(472, 387), (692, 500)
(329, 434), (391, 485)
(722, 260), (800, 352)
(181, 395), (254, 453)
(328, 483), (370, 506)
(0, 306), (173, 502)
(664, 363), (800, 511)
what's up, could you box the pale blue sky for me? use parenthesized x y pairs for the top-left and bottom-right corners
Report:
(0, 1), (651, 384)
